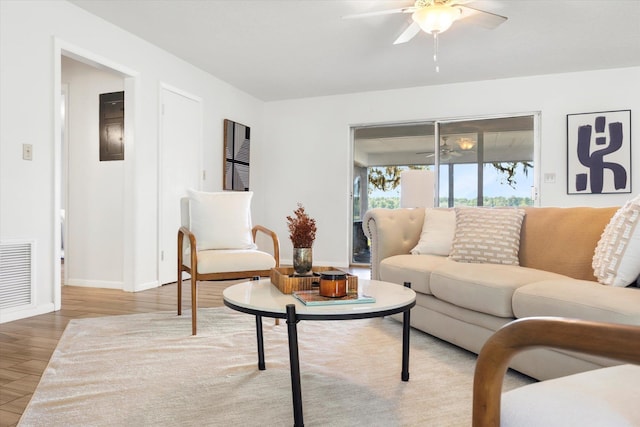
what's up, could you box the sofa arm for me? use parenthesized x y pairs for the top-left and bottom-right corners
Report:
(362, 208), (425, 280)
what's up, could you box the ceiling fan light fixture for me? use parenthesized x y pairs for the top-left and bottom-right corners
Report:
(457, 137), (476, 150)
(411, 5), (461, 34)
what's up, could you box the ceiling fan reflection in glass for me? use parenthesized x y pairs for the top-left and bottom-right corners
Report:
(418, 136), (476, 161)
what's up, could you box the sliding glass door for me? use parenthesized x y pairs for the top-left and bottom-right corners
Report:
(351, 114), (537, 265)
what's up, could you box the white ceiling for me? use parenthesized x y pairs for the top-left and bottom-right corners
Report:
(69, 0), (640, 102)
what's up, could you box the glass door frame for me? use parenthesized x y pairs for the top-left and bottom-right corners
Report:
(349, 111), (541, 266)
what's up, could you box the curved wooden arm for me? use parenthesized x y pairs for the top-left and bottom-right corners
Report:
(177, 226), (198, 273)
(252, 225), (280, 267)
(473, 317), (640, 427)
(178, 226), (197, 256)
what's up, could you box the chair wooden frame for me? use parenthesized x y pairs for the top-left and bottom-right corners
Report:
(177, 224), (280, 335)
(472, 317), (640, 427)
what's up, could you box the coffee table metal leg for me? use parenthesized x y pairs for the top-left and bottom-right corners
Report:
(286, 304), (304, 427)
(255, 315), (265, 370)
(402, 282), (412, 382)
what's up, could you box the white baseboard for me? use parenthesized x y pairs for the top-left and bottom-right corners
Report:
(0, 303), (55, 324)
(65, 279), (124, 289)
(132, 280), (159, 292)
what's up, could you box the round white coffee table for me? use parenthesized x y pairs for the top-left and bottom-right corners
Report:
(223, 278), (416, 427)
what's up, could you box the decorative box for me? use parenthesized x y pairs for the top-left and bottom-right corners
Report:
(270, 266), (358, 294)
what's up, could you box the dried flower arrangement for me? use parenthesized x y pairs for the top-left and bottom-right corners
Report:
(286, 203), (317, 248)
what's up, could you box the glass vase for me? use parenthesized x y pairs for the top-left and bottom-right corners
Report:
(292, 247), (313, 276)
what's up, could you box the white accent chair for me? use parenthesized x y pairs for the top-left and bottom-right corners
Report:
(472, 317), (640, 426)
(177, 190), (279, 335)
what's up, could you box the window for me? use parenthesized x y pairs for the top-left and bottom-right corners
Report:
(352, 114), (536, 264)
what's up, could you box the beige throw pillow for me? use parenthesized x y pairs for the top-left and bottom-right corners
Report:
(593, 196), (640, 287)
(450, 207), (525, 265)
(410, 208), (456, 256)
(188, 189), (257, 251)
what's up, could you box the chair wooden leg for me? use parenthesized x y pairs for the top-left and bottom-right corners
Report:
(191, 275), (197, 336)
(177, 271), (182, 316)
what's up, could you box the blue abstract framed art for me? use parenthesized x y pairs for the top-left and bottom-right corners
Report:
(567, 109), (632, 195)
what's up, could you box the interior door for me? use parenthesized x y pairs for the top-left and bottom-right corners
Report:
(159, 87), (202, 285)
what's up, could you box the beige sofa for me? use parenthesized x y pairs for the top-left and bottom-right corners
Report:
(363, 206), (640, 381)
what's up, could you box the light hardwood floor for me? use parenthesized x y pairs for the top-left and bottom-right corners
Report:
(0, 267), (369, 427)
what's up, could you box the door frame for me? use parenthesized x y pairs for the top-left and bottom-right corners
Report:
(53, 38), (140, 308)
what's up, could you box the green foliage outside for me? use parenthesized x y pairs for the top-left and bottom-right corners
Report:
(369, 196), (533, 209)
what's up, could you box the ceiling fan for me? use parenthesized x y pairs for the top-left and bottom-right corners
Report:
(344, 0), (507, 70)
(420, 137), (464, 161)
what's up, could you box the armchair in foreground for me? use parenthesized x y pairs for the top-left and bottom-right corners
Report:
(473, 316), (640, 426)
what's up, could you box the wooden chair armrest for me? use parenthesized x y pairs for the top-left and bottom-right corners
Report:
(473, 317), (640, 427)
(178, 226), (197, 252)
(252, 225), (280, 267)
(177, 226), (198, 270)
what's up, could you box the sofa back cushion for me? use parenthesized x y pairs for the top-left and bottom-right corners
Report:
(519, 207), (618, 281)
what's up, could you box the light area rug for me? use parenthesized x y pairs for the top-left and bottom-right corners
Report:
(19, 307), (533, 426)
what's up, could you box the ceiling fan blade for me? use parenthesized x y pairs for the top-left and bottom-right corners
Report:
(393, 22), (421, 45)
(342, 7), (415, 20)
(458, 5), (508, 29)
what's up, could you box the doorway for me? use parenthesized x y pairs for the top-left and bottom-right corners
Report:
(54, 40), (138, 309)
(61, 56), (126, 289)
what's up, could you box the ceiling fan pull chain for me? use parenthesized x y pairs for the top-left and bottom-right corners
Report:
(433, 32), (440, 73)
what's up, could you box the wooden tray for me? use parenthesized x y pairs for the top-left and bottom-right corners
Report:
(270, 267), (358, 294)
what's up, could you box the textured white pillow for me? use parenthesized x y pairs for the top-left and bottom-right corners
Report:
(450, 207), (525, 265)
(411, 208), (456, 256)
(187, 190), (256, 250)
(593, 196), (640, 287)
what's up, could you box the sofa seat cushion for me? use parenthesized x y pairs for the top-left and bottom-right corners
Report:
(513, 279), (640, 325)
(379, 254), (449, 295)
(184, 249), (276, 274)
(430, 261), (567, 318)
(501, 364), (640, 427)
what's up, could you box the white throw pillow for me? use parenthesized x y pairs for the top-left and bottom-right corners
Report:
(593, 195), (640, 287)
(450, 207), (525, 265)
(411, 208), (456, 256)
(187, 189), (256, 250)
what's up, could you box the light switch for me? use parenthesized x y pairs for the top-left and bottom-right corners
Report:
(23, 144), (33, 161)
(544, 173), (556, 184)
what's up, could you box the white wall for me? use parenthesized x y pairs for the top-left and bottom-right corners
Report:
(0, 0), (264, 322)
(61, 57), (125, 287)
(2, 0), (638, 323)
(262, 67), (640, 267)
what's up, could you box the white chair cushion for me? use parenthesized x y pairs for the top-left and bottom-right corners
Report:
(187, 189), (256, 250)
(185, 249), (275, 274)
(501, 364), (640, 426)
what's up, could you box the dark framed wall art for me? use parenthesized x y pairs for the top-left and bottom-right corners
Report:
(567, 109), (631, 194)
(223, 119), (250, 191)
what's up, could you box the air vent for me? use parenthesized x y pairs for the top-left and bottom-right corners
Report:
(0, 241), (34, 310)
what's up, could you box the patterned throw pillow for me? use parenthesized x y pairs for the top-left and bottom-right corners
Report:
(592, 196), (640, 287)
(450, 207), (526, 265)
